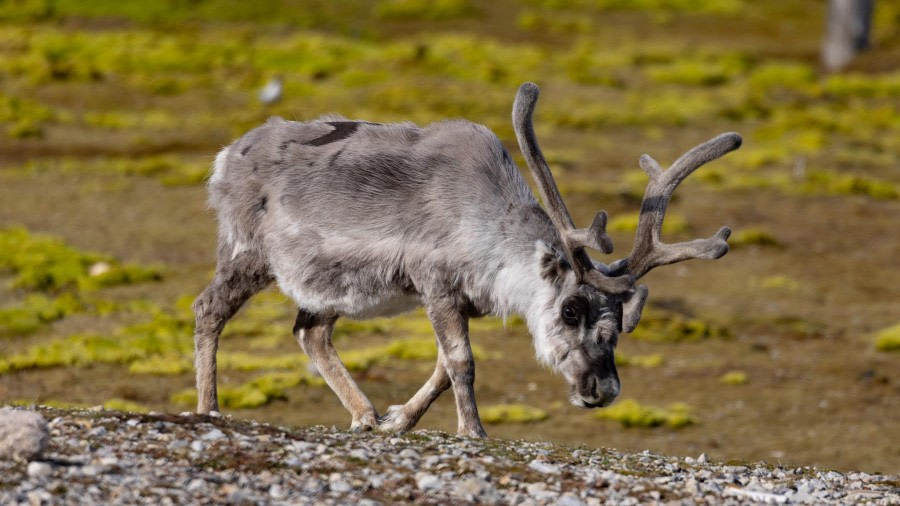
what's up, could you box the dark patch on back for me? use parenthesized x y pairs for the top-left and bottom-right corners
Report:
(256, 195), (267, 214)
(241, 144), (252, 156)
(252, 163), (259, 174)
(304, 121), (361, 147)
(280, 139), (297, 150)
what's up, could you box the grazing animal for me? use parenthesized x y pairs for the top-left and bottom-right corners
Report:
(193, 82), (740, 437)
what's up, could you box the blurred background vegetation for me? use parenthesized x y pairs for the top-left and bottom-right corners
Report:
(0, 0), (898, 473)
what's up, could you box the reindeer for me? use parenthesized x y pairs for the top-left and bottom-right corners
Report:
(192, 82), (740, 437)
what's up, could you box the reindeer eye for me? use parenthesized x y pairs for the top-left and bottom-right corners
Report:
(561, 305), (579, 326)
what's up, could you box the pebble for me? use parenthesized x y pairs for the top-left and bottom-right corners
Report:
(186, 478), (206, 492)
(528, 459), (560, 474)
(557, 493), (585, 506)
(26, 462), (52, 479)
(200, 428), (226, 441)
(697, 453), (709, 465)
(416, 473), (443, 491)
(453, 476), (491, 499)
(398, 448), (421, 459)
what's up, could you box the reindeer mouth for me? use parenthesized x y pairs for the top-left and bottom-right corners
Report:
(570, 392), (614, 409)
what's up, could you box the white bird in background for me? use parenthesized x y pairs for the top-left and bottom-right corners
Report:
(258, 75), (283, 106)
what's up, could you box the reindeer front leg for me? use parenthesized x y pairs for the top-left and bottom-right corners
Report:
(424, 297), (488, 438)
(293, 310), (379, 431)
(379, 348), (451, 433)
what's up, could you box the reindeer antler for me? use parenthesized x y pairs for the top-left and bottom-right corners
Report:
(607, 132), (740, 280)
(513, 82), (634, 294)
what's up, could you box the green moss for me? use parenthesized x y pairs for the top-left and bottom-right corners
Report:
(720, 370), (749, 385)
(608, 212), (690, 236)
(0, 227), (162, 293)
(648, 61), (730, 86)
(594, 398), (696, 428)
(800, 170), (898, 200)
(0, 293), (84, 337)
(616, 353), (664, 368)
(128, 355), (193, 375)
(629, 309), (728, 342)
(874, 323), (900, 352)
(218, 352), (307, 372)
(730, 227), (780, 248)
(333, 319), (386, 339)
(1, 308), (193, 374)
(103, 398), (150, 413)
(375, 0), (474, 20)
(759, 275), (802, 291)
(481, 404), (548, 424)
(171, 371), (325, 409)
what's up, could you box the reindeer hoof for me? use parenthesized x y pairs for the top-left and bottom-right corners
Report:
(377, 405), (412, 433)
(457, 426), (489, 439)
(350, 412), (378, 432)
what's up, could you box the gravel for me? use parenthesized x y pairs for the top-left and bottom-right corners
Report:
(0, 406), (898, 505)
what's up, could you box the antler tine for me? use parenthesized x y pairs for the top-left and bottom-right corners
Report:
(513, 83), (630, 292)
(611, 133), (741, 280)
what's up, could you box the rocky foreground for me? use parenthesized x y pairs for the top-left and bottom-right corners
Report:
(0, 406), (898, 505)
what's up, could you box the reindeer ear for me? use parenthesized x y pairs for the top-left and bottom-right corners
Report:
(621, 285), (649, 333)
(534, 240), (566, 283)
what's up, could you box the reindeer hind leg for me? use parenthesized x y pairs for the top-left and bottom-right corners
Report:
(193, 246), (272, 413)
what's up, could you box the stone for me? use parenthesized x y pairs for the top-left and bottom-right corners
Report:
(528, 460), (560, 474)
(200, 428), (226, 441)
(453, 477), (491, 500)
(27, 462), (53, 479)
(557, 493), (585, 506)
(697, 453), (709, 465)
(0, 408), (49, 461)
(399, 449), (421, 459)
(416, 473), (443, 491)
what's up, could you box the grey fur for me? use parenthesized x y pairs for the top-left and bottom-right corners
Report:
(193, 83), (738, 437)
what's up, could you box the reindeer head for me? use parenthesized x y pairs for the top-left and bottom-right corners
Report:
(513, 82), (740, 409)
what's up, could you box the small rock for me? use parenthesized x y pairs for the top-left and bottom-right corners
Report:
(187, 479), (206, 492)
(349, 448), (369, 461)
(557, 493), (585, 506)
(399, 448), (421, 459)
(269, 484), (285, 500)
(190, 441), (205, 452)
(27, 462), (52, 479)
(87, 426), (107, 437)
(528, 459), (560, 474)
(697, 453), (709, 465)
(0, 408), (49, 461)
(80, 465), (103, 477)
(416, 473), (443, 491)
(453, 477), (491, 500)
(126, 419), (140, 427)
(200, 428), (226, 441)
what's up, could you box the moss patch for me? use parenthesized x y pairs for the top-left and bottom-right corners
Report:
(171, 371), (326, 409)
(481, 404), (549, 425)
(594, 399), (696, 428)
(720, 370), (749, 385)
(874, 323), (900, 352)
(630, 309), (728, 342)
